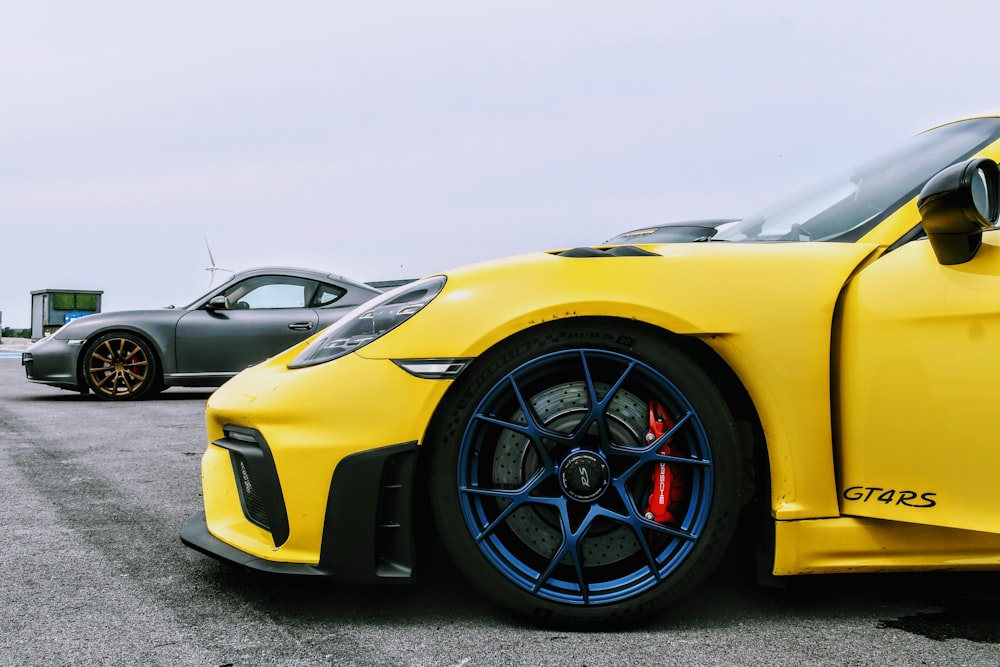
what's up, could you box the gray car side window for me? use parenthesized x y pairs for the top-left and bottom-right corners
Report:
(311, 282), (347, 307)
(223, 277), (319, 309)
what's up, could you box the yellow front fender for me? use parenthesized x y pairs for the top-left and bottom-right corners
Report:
(362, 241), (879, 520)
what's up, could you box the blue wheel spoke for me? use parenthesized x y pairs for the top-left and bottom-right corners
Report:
(577, 351), (638, 449)
(533, 500), (598, 603)
(473, 375), (576, 467)
(607, 479), (700, 541)
(459, 467), (559, 541)
(607, 411), (710, 486)
(608, 411), (694, 458)
(473, 410), (574, 447)
(630, 524), (666, 583)
(639, 513), (700, 540)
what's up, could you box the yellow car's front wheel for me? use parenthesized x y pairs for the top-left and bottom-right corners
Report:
(429, 320), (742, 628)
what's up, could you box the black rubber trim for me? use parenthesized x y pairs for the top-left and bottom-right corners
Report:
(181, 511), (328, 575)
(557, 245), (660, 257)
(213, 426), (290, 548)
(318, 441), (419, 585)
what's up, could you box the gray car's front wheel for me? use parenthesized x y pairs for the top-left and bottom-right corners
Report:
(83, 332), (161, 401)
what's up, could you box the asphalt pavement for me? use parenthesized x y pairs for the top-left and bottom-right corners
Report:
(1, 357), (999, 666)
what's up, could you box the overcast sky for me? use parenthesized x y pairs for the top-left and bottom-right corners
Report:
(3, 1), (1000, 328)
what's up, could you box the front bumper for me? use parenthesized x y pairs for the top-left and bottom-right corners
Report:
(182, 440), (419, 583)
(186, 344), (454, 582)
(22, 336), (86, 390)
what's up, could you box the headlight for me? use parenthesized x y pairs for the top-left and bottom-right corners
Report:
(289, 276), (447, 368)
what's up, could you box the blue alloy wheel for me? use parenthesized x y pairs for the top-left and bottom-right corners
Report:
(429, 321), (741, 627)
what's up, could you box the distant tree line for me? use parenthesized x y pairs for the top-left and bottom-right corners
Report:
(2, 327), (30, 338)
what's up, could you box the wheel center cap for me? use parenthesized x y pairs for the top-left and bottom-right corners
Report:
(559, 451), (610, 501)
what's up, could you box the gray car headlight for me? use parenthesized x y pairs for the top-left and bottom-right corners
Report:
(288, 275), (447, 368)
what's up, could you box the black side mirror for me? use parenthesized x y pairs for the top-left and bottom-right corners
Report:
(206, 295), (229, 311)
(918, 158), (999, 265)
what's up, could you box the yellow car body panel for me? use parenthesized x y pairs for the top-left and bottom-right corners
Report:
(774, 518), (1000, 574)
(203, 351), (453, 563)
(837, 230), (1000, 535)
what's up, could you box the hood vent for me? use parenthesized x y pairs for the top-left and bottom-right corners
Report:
(555, 245), (660, 258)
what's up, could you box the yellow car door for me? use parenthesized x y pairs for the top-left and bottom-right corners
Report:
(837, 230), (1000, 534)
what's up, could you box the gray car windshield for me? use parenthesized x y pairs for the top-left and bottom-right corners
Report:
(714, 117), (1000, 243)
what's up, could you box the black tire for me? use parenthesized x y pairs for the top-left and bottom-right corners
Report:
(428, 320), (742, 628)
(83, 332), (161, 401)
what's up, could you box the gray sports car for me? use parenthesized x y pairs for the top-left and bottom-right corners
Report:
(22, 267), (385, 400)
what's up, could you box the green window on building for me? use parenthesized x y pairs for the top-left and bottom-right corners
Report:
(52, 293), (99, 312)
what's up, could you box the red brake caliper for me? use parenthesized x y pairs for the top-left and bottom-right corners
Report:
(643, 400), (684, 523)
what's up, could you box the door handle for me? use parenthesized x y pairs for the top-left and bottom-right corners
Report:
(288, 322), (315, 331)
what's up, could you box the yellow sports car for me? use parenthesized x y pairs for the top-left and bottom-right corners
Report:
(182, 112), (1000, 628)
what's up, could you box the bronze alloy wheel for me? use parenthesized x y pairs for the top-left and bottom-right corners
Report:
(83, 332), (160, 400)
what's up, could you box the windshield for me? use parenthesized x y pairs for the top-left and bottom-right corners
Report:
(715, 118), (1000, 243)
